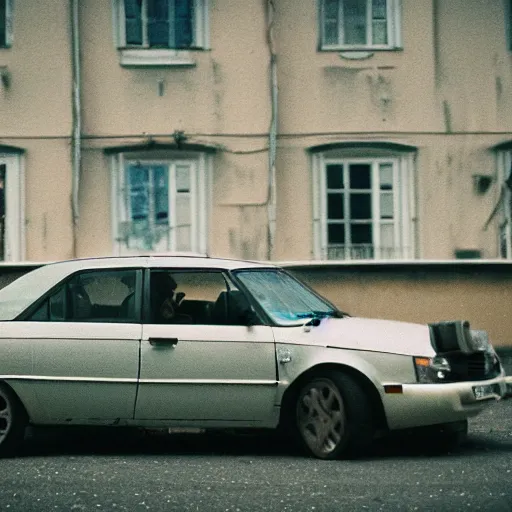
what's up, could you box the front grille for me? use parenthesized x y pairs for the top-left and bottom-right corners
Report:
(467, 352), (488, 378)
(444, 351), (501, 382)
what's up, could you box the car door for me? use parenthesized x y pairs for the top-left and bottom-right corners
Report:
(11, 268), (143, 424)
(135, 269), (278, 426)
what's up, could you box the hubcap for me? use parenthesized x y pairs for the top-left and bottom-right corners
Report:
(297, 379), (345, 457)
(0, 391), (12, 444)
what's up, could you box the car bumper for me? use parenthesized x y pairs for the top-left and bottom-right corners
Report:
(505, 375), (512, 398)
(383, 374), (508, 431)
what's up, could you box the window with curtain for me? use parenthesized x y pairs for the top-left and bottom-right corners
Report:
(111, 152), (209, 256)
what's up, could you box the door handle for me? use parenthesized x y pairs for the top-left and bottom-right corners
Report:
(148, 337), (179, 347)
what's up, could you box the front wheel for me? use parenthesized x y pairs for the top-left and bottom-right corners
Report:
(0, 383), (27, 457)
(293, 372), (374, 459)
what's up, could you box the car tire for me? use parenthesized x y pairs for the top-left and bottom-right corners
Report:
(0, 383), (27, 458)
(292, 372), (374, 460)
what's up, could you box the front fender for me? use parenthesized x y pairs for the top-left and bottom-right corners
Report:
(275, 343), (416, 404)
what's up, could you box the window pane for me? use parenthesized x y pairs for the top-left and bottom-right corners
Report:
(174, 0), (194, 48)
(328, 223), (345, 244)
(175, 194), (190, 226)
(324, 20), (339, 45)
(327, 164), (344, 189)
(324, 0), (340, 18)
(379, 163), (393, 190)
(380, 223), (394, 249)
(323, 0), (339, 45)
(343, 0), (367, 45)
(349, 164), (371, 189)
(29, 301), (49, 321)
(176, 164), (191, 192)
(124, 0), (143, 45)
(128, 166), (149, 221)
(148, 0), (170, 47)
(148, 21), (170, 46)
(153, 166), (169, 224)
(175, 192), (191, 251)
(328, 193), (344, 220)
(372, 0), (386, 19)
(49, 287), (66, 320)
(372, 19), (387, 44)
(380, 192), (393, 219)
(350, 193), (371, 219)
(236, 270), (335, 325)
(71, 270), (138, 322)
(351, 223), (372, 243)
(176, 226), (191, 251)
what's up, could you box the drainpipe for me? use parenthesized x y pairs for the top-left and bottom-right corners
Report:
(70, 0), (81, 257)
(266, 0), (278, 261)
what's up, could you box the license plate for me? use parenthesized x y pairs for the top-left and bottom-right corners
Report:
(472, 384), (501, 400)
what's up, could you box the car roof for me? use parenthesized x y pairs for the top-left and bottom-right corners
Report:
(42, 255), (277, 273)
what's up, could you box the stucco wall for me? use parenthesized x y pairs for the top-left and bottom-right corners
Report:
(79, 0), (271, 135)
(0, 2), (72, 135)
(1, 1), (511, 263)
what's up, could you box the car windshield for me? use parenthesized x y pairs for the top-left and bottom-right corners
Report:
(234, 269), (342, 326)
(0, 265), (69, 320)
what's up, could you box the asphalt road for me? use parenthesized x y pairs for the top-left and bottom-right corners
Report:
(0, 400), (511, 512)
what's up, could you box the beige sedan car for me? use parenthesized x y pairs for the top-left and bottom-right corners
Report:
(0, 256), (507, 459)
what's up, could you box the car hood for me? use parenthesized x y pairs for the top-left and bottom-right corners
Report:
(277, 316), (436, 357)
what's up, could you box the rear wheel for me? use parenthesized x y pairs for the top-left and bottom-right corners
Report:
(293, 372), (374, 459)
(0, 383), (27, 457)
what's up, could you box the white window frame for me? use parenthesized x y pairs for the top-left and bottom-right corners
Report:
(0, 0), (12, 48)
(320, 0), (402, 51)
(114, 0), (209, 67)
(0, 152), (25, 261)
(110, 151), (210, 256)
(497, 150), (512, 259)
(312, 148), (415, 260)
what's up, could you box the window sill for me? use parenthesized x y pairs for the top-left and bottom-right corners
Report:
(119, 49), (197, 67)
(321, 46), (402, 53)
(338, 51), (374, 60)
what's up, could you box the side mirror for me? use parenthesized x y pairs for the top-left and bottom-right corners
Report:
(239, 307), (260, 327)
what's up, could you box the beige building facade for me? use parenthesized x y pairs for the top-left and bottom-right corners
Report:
(0, 1), (512, 264)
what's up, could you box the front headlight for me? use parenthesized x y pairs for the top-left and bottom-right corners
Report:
(414, 355), (452, 383)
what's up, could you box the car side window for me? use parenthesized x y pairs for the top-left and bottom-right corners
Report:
(26, 269), (140, 323)
(149, 270), (257, 326)
(27, 286), (66, 321)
